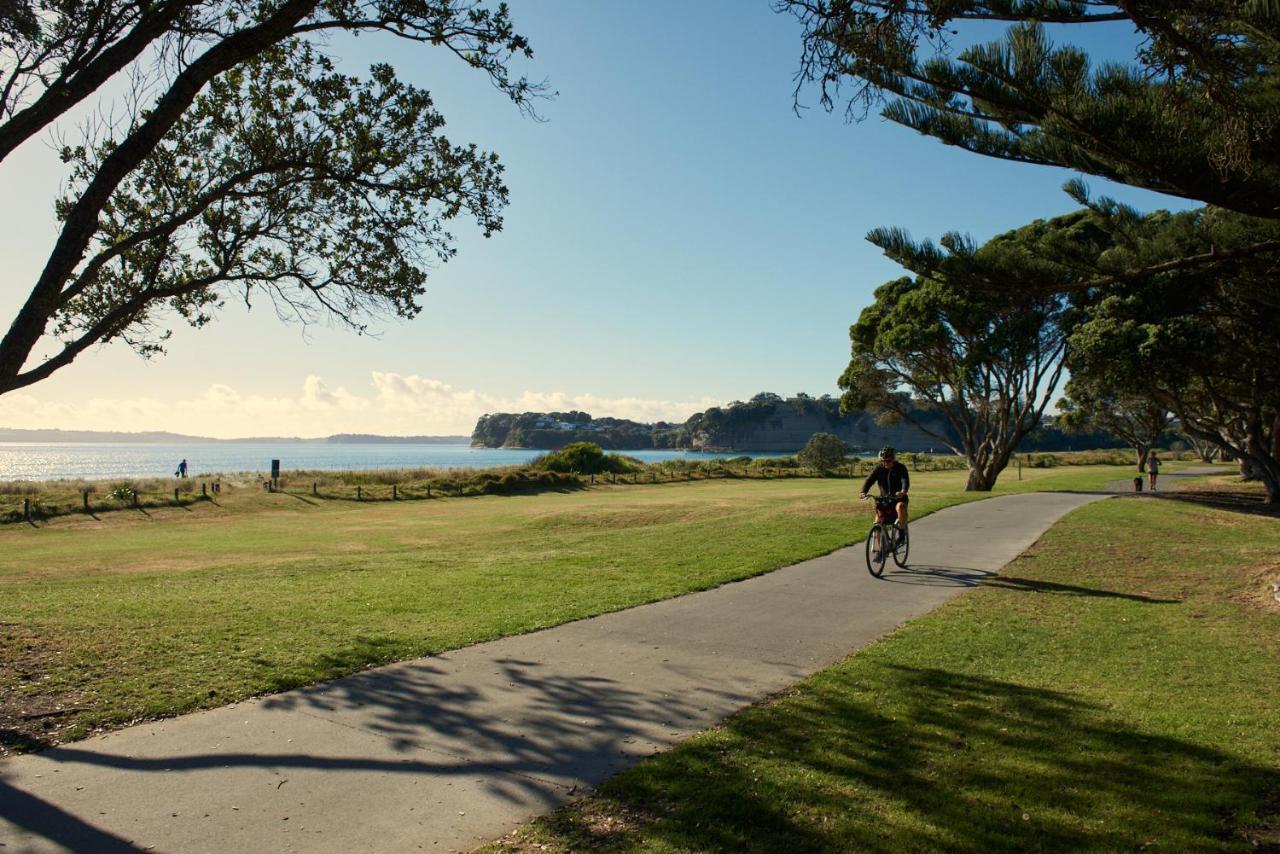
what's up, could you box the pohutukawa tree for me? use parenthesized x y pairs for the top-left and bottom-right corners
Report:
(839, 213), (1094, 491)
(1057, 377), (1173, 472)
(0, 1), (541, 395)
(1068, 205), (1280, 502)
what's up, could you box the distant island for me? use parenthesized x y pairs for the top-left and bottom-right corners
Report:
(471, 392), (1122, 454)
(0, 428), (470, 444)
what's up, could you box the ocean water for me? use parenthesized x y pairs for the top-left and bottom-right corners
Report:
(0, 442), (792, 481)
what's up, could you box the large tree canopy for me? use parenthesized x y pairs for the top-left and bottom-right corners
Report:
(840, 213), (1094, 491)
(781, 1), (1280, 219)
(0, 1), (539, 395)
(1068, 206), (1280, 501)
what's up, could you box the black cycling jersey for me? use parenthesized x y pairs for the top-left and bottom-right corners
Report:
(862, 460), (910, 498)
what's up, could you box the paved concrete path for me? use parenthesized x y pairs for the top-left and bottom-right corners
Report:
(2, 491), (1104, 853)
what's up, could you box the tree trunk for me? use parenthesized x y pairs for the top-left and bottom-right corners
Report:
(965, 467), (996, 491)
(1135, 445), (1150, 472)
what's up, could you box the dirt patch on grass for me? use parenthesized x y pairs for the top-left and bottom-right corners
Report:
(490, 799), (651, 852)
(1237, 788), (1280, 851)
(1234, 562), (1280, 614)
(0, 623), (89, 755)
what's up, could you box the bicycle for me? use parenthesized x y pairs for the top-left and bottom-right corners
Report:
(861, 493), (909, 577)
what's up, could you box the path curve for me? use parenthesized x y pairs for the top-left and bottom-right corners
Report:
(1, 491), (1104, 853)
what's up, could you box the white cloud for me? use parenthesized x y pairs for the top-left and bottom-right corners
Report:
(0, 373), (722, 438)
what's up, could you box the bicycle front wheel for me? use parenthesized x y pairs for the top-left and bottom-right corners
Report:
(866, 524), (888, 577)
(892, 526), (909, 568)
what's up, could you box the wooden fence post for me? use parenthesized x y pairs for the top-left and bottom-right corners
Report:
(356, 485), (362, 501)
(392, 484), (398, 500)
(174, 488), (180, 505)
(23, 498), (30, 521)
(83, 491), (90, 511)
(427, 484), (432, 498)
(312, 482), (318, 496)
(201, 482), (207, 497)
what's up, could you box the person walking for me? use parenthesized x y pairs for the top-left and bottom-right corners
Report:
(1147, 452), (1160, 492)
(177, 458), (188, 479)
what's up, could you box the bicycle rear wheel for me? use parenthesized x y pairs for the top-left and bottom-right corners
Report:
(892, 526), (909, 568)
(866, 524), (888, 577)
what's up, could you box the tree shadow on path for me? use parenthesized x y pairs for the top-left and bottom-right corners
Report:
(3, 653), (747, 847)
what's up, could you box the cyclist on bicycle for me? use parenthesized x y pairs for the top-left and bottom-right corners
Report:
(861, 446), (909, 539)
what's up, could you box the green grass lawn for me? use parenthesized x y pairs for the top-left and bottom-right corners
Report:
(0, 462), (1174, 751)
(488, 490), (1280, 852)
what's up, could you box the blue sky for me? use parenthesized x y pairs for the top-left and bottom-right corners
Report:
(0, 2), (1192, 437)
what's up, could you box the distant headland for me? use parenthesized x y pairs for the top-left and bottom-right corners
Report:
(471, 393), (949, 453)
(471, 392), (1121, 454)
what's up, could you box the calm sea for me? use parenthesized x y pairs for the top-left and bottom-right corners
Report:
(0, 442), (790, 481)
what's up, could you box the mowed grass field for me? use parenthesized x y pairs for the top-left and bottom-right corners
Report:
(490, 488), (1280, 852)
(0, 463), (1188, 750)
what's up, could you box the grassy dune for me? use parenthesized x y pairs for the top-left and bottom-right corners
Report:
(0, 463), (1159, 751)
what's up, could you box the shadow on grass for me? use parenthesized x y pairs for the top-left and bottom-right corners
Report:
(878, 566), (1180, 602)
(537, 665), (1277, 851)
(1157, 489), (1280, 519)
(984, 575), (1181, 603)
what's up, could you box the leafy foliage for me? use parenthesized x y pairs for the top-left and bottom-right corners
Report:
(1057, 377), (1173, 471)
(536, 442), (632, 475)
(782, 1), (1280, 219)
(797, 432), (849, 472)
(0, 1), (541, 393)
(840, 214), (1085, 490)
(1067, 206), (1280, 501)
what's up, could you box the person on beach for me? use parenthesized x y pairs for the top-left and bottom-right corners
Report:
(176, 458), (188, 478)
(1147, 452), (1160, 492)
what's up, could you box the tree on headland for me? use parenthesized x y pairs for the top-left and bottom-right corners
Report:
(0, 1), (541, 396)
(840, 214), (1089, 491)
(797, 431), (848, 473)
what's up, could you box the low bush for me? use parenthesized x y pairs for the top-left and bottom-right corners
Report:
(537, 442), (635, 475)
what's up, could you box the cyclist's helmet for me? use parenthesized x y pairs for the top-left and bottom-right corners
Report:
(879, 446), (896, 460)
